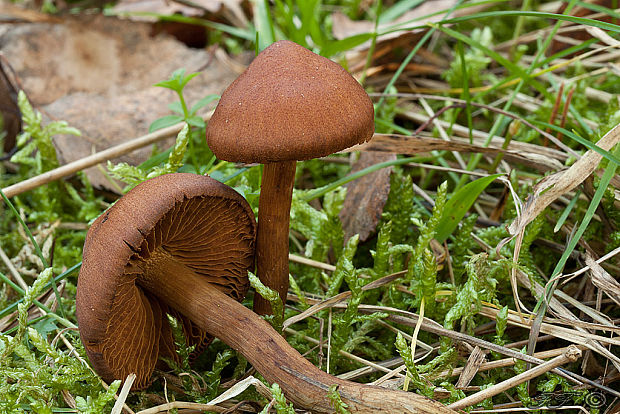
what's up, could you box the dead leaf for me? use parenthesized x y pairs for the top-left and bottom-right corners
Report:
(340, 151), (396, 242)
(1, 15), (242, 189)
(332, 0), (458, 42)
(111, 0), (247, 27)
(1, 15), (231, 105)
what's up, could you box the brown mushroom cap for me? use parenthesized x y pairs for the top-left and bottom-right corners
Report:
(206, 40), (375, 163)
(76, 173), (256, 389)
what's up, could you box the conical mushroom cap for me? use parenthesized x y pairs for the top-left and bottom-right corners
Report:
(206, 40), (374, 163)
(76, 173), (256, 389)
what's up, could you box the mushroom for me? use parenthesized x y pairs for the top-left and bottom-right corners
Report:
(206, 40), (374, 316)
(77, 173), (455, 414)
(76, 173), (256, 388)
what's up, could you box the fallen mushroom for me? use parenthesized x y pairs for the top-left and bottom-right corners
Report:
(76, 172), (256, 388)
(206, 40), (375, 316)
(77, 173), (455, 413)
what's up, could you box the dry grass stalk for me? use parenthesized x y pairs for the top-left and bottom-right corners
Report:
(434, 346), (575, 379)
(448, 345), (582, 410)
(563, 245), (620, 280)
(0, 243), (28, 290)
(135, 401), (228, 414)
(111, 374), (136, 414)
(283, 327), (407, 379)
(283, 270), (406, 329)
(356, 132), (566, 172)
(288, 292), (589, 388)
(480, 305), (620, 347)
(289, 286), (615, 396)
(510, 266), (620, 371)
(553, 289), (615, 327)
(479, 305), (620, 369)
(288, 253), (336, 271)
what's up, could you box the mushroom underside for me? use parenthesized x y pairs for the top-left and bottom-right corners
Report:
(80, 194), (255, 389)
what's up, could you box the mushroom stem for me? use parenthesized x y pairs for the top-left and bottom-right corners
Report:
(138, 249), (455, 414)
(254, 160), (296, 316)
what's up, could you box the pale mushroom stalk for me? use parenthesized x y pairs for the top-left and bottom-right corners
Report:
(254, 161), (296, 315)
(138, 253), (454, 414)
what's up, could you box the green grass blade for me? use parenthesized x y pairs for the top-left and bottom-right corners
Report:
(253, 0), (276, 50)
(576, 0), (620, 18)
(435, 173), (504, 243)
(550, 145), (619, 279)
(430, 23), (552, 101)
(0, 188), (67, 320)
(377, 29), (434, 109)
(532, 143), (620, 335)
(554, 190), (581, 233)
(456, 40), (473, 144)
(0, 190), (47, 268)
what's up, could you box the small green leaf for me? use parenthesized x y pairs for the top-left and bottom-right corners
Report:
(154, 68), (200, 92)
(186, 115), (206, 128)
(179, 72), (200, 90)
(435, 174), (503, 242)
(190, 94), (220, 114)
(149, 115), (184, 132)
(328, 384), (351, 414)
(154, 78), (180, 91)
(138, 148), (171, 169)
